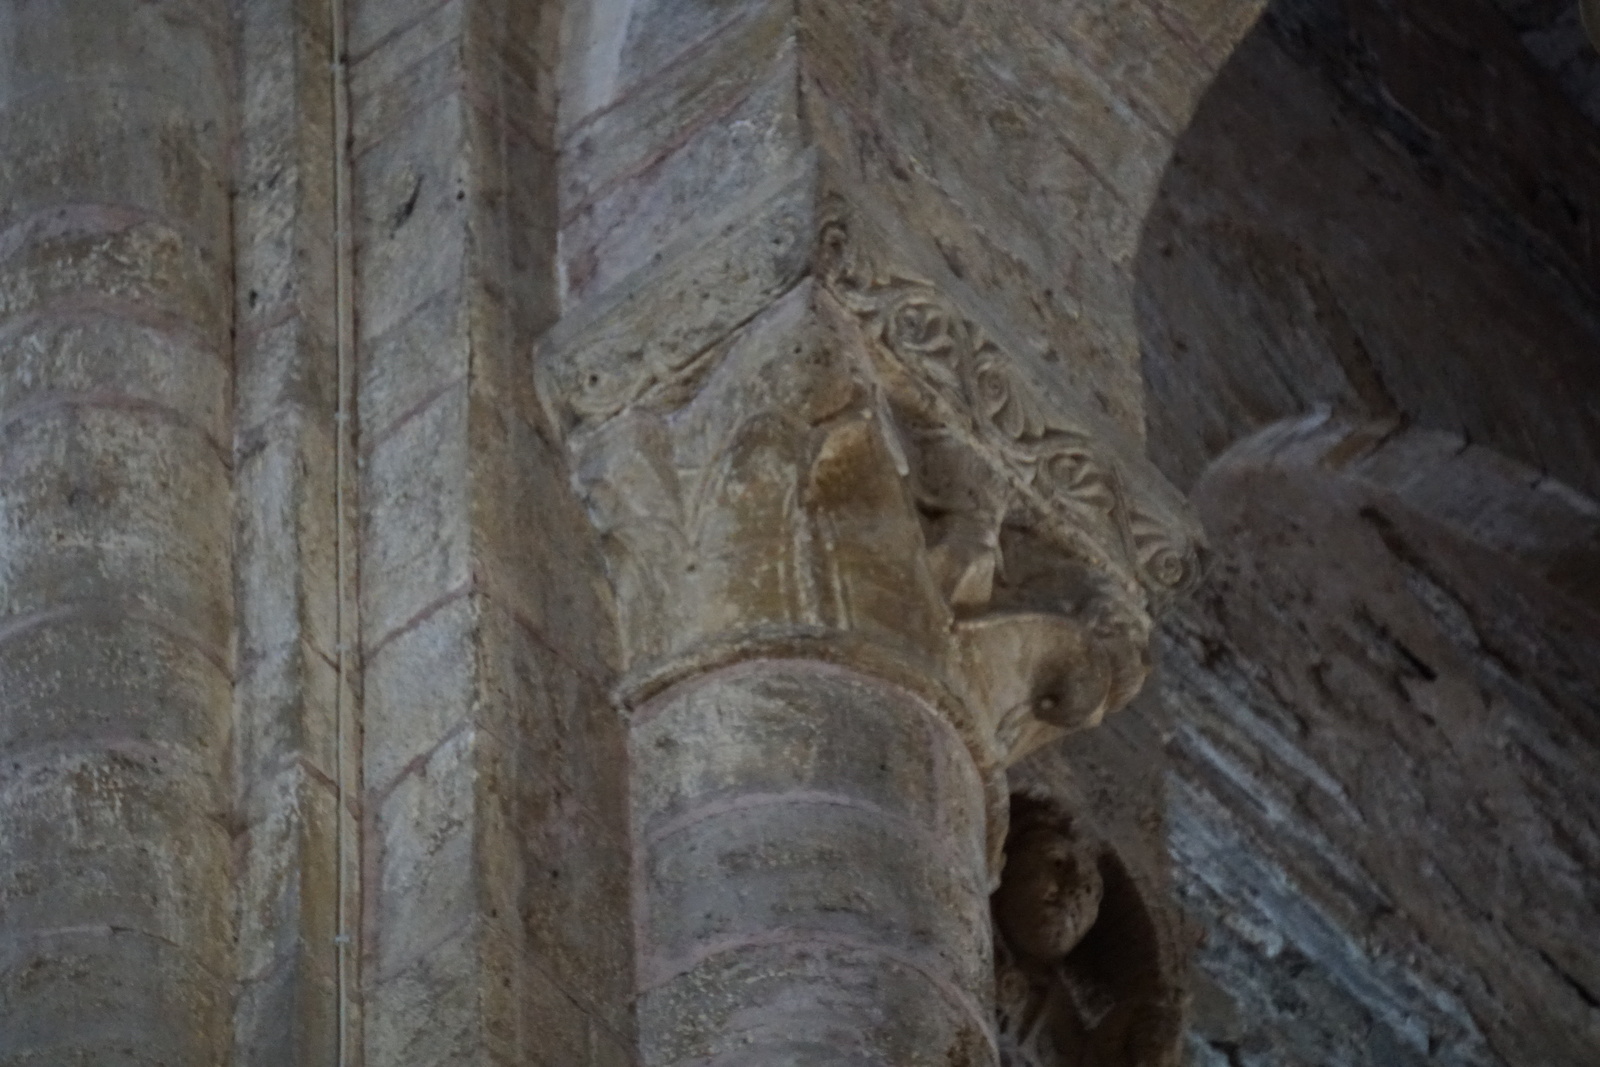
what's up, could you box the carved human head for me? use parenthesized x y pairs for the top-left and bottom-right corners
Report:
(994, 798), (1105, 965)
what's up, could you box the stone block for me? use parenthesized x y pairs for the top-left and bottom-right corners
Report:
(478, 598), (624, 831)
(359, 383), (471, 647)
(522, 800), (635, 1035)
(0, 748), (230, 973)
(0, 0), (229, 114)
(457, 117), (558, 408)
(464, 0), (559, 143)
(364, 917), (526, 1067)
(632, 666), (961, 838)
(234, 195), (337, 359)
(639, 800), (990, 995)
(559, 44), (804, 306)
(0, 314), (230, 446)
(370, 726), (521, 982)
(615, 0), (788, 106)
(348, 0), (460, 66)
(362, 590), (486, 799)
(637, 940), (992, 1067)
(559, 1), (793, 214)
(359, 283), (469, 444)
(350, 1), (467, 157)
(586, 1022), (641, 1067)
(470, 401), (617, 678)
(1046, 0), (1210, 135)
(233, 1), (337, 343)
(0, 218), (230, 348)
(0, 610), (229, 765)
(234, 404), (340, 660)
(519, 958), (598, 1067)
(0, 405), (232, 640)
(233, 764), (344, 984)
(0, 83), (227, 253)
(235, 635), (352, 807)
(353, 93), (469, 343)
(459, 248), (556, 430)
(469, 597), (635, 1032)
(232, 945), (339, 1067)
(537, 168), (816, 437)
(0, 929), (228, 1066)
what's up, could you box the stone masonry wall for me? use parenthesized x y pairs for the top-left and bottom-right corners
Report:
(231, 0), (358, 1057)
(345, 1), (634, 1062)
(5, 0), (1598, 1064)
(1170, 438), (1600, 1066)
(1131, 1), (1600, 1063)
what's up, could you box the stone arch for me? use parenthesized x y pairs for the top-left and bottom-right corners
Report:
(1131, 0), (1600, 496)
(1208, 410), (1600, 614)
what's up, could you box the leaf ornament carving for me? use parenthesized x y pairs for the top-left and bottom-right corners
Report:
(817, 207), (1202, 610)
(1041, 448), (1117, 515)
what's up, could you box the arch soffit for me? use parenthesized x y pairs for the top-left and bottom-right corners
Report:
(1196, 411), (1600, 617)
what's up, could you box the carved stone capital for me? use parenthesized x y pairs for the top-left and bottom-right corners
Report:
(814, 197), (1203, 763)
(535, 192), (1204, 779)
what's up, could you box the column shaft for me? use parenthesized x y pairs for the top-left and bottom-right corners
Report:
(632, 662), (997, 1067)
(0, 1), (236, 1061)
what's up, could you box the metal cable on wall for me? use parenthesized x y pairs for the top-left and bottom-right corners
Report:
(329, 0), (358, 1057)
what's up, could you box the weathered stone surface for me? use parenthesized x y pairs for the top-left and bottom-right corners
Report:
(0, 1), (237, 1058)
(0, 929), (229, 1067)
(629, 663), (993, 1065)
(9, 0), (1600, 1063)
(0, 749), (230, 956)
(560, 31), (804, 305)
(231, 4), (359, 1058)
(637, 940), (994, 1067)
(348, 1), (631, 1061)
(631, 663), (983, 847)
(232, 766), (347, 1065)
(1162, 419), (1600, 1066)
(1138, 0), (1600, 499)
(1120, 4), (1600, 1061)
(0, 316), (230, 445)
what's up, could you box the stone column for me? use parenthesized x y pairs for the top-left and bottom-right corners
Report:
(0, 0), (236, 1061)
(538, 201), (1202, 1064)
(634, 662), (992, 1064)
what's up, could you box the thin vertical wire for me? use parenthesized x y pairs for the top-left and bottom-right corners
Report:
(329, 0), (357, 1058)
